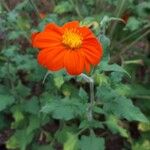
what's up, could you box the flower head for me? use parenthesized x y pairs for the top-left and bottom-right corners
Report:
(32, 21), (103, 75)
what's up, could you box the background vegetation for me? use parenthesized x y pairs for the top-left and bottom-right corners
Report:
(0, 0), (150, 150)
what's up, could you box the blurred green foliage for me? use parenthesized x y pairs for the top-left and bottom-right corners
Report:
(0, 0), (150, 150)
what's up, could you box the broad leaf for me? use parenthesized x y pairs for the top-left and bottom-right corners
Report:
(41, 99), (85, 120)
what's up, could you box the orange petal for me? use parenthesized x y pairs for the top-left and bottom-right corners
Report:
(38, 47), (66, 71)
(64, 50), (84, 75)
(32, 31), (61, 49)
(82, 38), (103, 64)
(62, 21), (79, 29)
(44, 23), (63, 34)
(79, 27), (95, 39)
(31, 32), (39, 44)
(85, 62), (91, 73)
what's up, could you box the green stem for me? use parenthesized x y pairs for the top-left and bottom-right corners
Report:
(80, 73), (94, 134)
(29, 0), (41, 19)
(121, 30), (150, 54)
(120, 24), (150, 44)
(110, 0), (126, 38)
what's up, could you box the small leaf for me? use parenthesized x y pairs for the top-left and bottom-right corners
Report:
(125, 17), (141, 31)
(11, 109), (24, 128)
(54, 76), (64, 89)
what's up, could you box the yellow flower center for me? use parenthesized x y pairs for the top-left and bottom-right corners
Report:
(62, 29), (83, 49)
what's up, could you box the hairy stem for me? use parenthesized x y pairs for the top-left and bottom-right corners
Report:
(110, 0), (126, 38)
(80, 73), (94, 134)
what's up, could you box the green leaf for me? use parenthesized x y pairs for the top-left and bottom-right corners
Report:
(54, 1), (73, 14)
(80, 135), (105, 150)
(6, 130), (34, 150)
(15, 81), (30, 97)
(125, 17), (141, 31)
(100, 62), (130, 77)
(0, 94), (15, 111)
(22, 97), (40, 114)
(55, 128), (68, 144)
(105, 115), (129, 138)
(54, 76), (64, 89)
(136, 2), (150, 17)
(79, 87), (88, 102)
(11, 109), (24, 128)
(94, 73), (108, 86)
(132, 140), (150, 150)
(97, 86), (148, 122)
(79, 120), (104, 129)
(138, 122), (150, 132)
(99, 34), (110, 61)
(109, 97), (148, 122)
(110, 72), (124, 83)
(64, 132), (79, 150)
(41, 99), (85, 120)
(27, 115), (40, 134)
(32, 144), (54, 150)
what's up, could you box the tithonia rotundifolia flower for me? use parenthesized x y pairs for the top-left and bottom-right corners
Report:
(32, 21), (103, 75)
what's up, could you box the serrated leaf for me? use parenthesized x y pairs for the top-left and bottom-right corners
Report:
(97, 86), (148, 122)
(80, 135), (105, 150)
(100, 62), (130, 77)
(105, 96), (148, 122)
(41, 99), (85, 121)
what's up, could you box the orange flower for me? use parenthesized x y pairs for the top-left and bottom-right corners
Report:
(32, 21), (103, 75)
